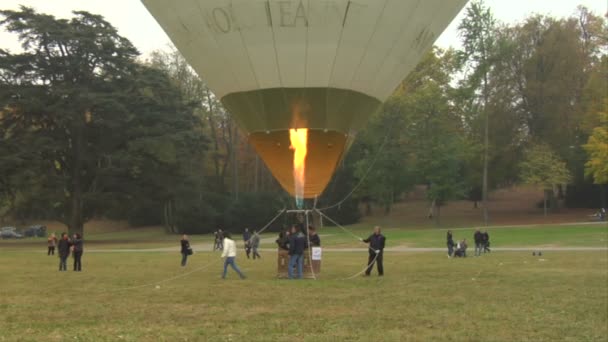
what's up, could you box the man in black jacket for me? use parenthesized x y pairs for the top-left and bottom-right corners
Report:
(362, 226), (386, 276)
(474, 230), (483, 256)
(482, 230), (490, 253)
(57, 233), (71, 271)
(288, 226), (307, 279)
(446, 230), (455, 258)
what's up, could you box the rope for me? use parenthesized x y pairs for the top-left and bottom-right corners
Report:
(104, 257), (220, 292)
(315, 209), (382, 280)
(316, 134), (390, 212)
(245, 208), (286, 246)
(305, 211), (317, 280)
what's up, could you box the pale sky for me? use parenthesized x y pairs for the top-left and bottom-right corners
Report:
(1, 0), (606, 57)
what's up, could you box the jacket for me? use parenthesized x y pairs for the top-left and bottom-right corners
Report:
(251, 234), (260, 248)
(288, 232), (307, 255)
(180, 239), (190, 253)
(309, 234), (321, 247)
(57, 238), (71, 257)
(481, 232), (489, 243)
(221, 238), (237, 258)
(363, 234), (386, 252)
(474, 231), (483, 244)
(447, 232), (454, 246)
(72, 238), (83, 253)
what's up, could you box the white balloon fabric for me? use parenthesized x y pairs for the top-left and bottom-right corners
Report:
(142, 0), (468, 198)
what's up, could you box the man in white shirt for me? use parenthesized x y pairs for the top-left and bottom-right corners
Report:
(221, 232), (246, 279)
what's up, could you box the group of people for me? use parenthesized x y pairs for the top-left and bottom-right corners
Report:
(446, 229), (490, 258)
(47, 232), (84, 271)
(274, 225), (321, 279)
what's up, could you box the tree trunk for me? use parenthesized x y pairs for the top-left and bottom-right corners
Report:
(543, 190), (548, 217)
(481, 62), (490, 226)
(68, 121), (84, 235)
(232, 126), (239, 200)
(482, 82), (490, 226)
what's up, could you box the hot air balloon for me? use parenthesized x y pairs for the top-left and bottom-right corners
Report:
(142, 0), (467, 204)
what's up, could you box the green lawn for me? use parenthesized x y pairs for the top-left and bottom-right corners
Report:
(0, 249), (606, 341)
(313, 223), (608, 248)
(2, 223), (606, 252)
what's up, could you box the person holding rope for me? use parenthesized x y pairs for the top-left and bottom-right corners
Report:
(361, 226), (385, 276)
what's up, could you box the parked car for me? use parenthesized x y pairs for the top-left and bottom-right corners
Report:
(1, 227), (23, 239)
(22, 225), (47, 237)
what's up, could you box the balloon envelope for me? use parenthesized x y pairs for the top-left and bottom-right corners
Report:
(142, 0), (467, 198)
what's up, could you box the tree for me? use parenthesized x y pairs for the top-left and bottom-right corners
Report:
(353, 97), (415, 215)
(520, 143), (571, 216)
(0, 7), (206, 234)
(457, 0), (498, 225)
(583, 100), (608, 185)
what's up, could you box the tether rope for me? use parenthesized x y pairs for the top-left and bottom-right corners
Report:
(316, 133), (390, 212)
(105, 209), (287, 292)
(315, 209), (381, 280)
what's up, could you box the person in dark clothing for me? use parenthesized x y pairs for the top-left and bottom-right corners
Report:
(446, 230), (455, 258)
(288, 226), (307, 279)
(57, 233), (71, 271)
(243, 228), (252, 259)
(482, 230), (491, 253)
(71, 233), (83, 271)
(217, 229), (224, 250)
(362, 226), (385, 276)
(308, 226), (321, 247)
(180, 234), (191, 266)
(276, 231), (290, 251)
(474, 230), (483, 256)
(213, 231), (220, 250)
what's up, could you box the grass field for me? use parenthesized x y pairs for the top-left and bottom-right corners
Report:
(0, 223), (607, 341)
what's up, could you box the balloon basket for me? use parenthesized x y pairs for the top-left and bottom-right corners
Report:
(277, 249), (321, 279)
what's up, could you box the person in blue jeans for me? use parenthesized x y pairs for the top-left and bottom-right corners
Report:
(221, 232), (246, 279)
(288, 225), (307, 279)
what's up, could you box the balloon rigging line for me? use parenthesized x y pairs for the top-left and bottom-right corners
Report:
(315, 209), (381, 280)
(102, 258), (220, 293)
(316, 132), (391, 211)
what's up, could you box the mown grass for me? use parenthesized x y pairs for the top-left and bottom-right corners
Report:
(2, 223), (606, 252)
(314, 223), (608, 248)
(0, 248), (606, 341)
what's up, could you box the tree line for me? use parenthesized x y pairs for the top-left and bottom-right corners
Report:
(0, 2), (606, 233)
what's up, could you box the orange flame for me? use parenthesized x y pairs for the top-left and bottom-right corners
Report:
(289, 128), (308, 207)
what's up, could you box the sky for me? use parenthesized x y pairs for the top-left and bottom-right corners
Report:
(0, 0), (606, 57)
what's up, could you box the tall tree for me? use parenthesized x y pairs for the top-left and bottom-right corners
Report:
(457, 0), (498, 225)
(0, 7), (205, 233)
(583, 99), (608, 185)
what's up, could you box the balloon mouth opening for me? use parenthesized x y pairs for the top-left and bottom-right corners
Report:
(248, 129), (347, 200)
